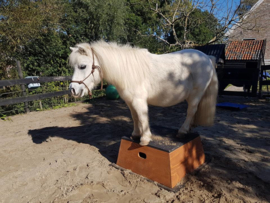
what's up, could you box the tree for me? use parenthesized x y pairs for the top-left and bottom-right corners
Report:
(0, 0), (130, 78)
(60, 0), (127, 43)
(124, 0), (165, 52)
(0, 0), (65, 79)
(0, 0), (64, 54)
(166, 8), (218, 46)
(20, 30), (71, 77)
(143, 0), (245, 49)
(1, 0), (239, 79)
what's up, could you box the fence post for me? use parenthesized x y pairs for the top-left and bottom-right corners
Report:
(16, 60), (30, 113)
(39, 100), (43, 110)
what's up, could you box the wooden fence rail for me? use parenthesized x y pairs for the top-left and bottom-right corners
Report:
(0, 76), (72, 87)
(0, 90), (70, 106)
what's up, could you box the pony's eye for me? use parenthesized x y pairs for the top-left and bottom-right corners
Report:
(79, 65), (86, 70)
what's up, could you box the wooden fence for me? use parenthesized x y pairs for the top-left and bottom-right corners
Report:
(0, 75), (72, 113)
(0, 60), (74, 113)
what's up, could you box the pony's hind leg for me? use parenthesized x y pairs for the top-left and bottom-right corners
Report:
(177, 90), (205, 137)
(131, 98), (152, 146)
(126, 103), (141, 139)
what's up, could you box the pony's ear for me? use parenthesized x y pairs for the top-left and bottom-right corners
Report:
(70, 47), (77, 52)
(76, 45), (89, 56)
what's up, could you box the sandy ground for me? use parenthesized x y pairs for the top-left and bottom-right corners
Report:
(224, 86), (244, 92)
(0, 95), (270, 203)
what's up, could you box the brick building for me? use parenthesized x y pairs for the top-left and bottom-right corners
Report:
(226, 0), (270, 64)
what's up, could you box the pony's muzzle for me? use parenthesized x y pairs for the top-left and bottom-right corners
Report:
(69, 83), (81, 97)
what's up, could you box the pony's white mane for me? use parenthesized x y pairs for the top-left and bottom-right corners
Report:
(72, 40), (152, 90)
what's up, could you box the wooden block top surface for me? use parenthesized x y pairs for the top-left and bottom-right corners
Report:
(122, 125), (200, 153)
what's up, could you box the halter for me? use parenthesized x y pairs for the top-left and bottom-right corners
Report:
(71, 48), (103, 99)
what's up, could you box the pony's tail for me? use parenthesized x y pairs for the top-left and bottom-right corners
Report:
(193, 57), (218, 126)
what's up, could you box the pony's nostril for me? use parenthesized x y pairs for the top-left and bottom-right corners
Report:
(70, 88), (76, 95)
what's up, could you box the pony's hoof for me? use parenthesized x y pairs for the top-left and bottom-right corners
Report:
(139, 137), (151, 146)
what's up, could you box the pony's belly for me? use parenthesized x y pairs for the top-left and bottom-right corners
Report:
(147, 92), (187, 107)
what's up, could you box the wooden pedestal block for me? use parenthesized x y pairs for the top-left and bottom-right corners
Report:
(116, 126), (205, 188)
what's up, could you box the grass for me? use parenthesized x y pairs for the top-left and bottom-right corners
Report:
(260, 78), (270, 92)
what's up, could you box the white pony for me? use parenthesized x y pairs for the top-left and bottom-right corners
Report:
(69, 41), (218, 146)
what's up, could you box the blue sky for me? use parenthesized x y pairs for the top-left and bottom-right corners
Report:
(203, 0), (241, 20)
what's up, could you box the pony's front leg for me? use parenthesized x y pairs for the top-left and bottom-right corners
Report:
(131, 99), (152, 146)
(126, 103), (141, 139)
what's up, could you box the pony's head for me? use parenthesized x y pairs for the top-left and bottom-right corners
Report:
(68, 43), (101, 98)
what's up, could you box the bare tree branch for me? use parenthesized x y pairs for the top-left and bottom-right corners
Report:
(148, 1), (172, 25)
(208, 2), (242, 44)
(172, 0), (181, 22)
(134, 28), (171, 46)
(143, 0), (246, 49)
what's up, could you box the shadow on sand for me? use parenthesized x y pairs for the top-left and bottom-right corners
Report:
(28, 96), (270, 201)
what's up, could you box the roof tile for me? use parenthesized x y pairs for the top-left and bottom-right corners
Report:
(226, 40), (265, 60)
